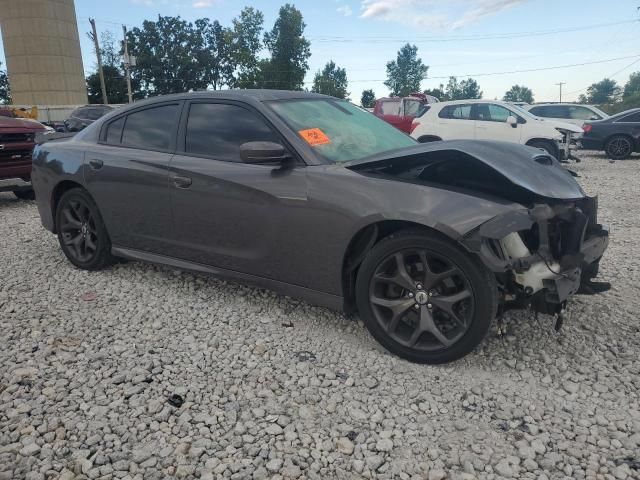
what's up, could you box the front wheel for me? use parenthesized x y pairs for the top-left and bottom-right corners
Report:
(527, 140), (558, 159)
(55, 188), (115, 270)
(355, 231), (497, 364)
(605, 135), (633, 160)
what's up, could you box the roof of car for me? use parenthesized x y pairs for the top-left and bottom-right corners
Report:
(527, 103), (599, 107)
(434, 99), (508, 106)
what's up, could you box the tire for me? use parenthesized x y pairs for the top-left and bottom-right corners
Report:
(13, 189), (35, 200)
(605, 135), (634, 160)
(527, 140), (558, 159)
(355, 230), (497, 364)
(55, 188), (115, 270)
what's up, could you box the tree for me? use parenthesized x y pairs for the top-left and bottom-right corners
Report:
(0, 61), (10, 104)
(503, 84), (533, 103)
(444, 76), (482, 100)
(311, 61), (348, 98)
(229, 7), (264, 88)
(87, 65), (129, 104)
(127, 16), (208, 96)
(623, 71), (640, 99)
(361, 89), (376, 108)
(384, 44), (428, 97)
(423, 85), (445, 100)
(580, 78), (621, 104)
(194, 18), (232, 90)
(258, 4), (311, 90)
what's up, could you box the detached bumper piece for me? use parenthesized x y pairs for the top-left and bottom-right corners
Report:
(467, 196), (610, 317)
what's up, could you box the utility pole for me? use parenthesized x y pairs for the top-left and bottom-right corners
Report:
(555, 82), (566, 102)
(122, 25), (133, 104)
(89, 18), (108, 104)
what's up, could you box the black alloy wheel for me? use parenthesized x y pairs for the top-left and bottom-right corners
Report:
(355, 231), (496, 364)
(605, 135), (633, 160)
(55, 188), (115, 270)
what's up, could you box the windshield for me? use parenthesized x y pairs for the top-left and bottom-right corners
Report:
(268, 99), (416, 163)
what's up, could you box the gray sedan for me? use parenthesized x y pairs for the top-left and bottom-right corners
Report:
(32, 90), (609, 364)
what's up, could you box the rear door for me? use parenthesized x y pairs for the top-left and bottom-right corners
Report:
(473, 103), (522, 143)
(86, 102), (181, 252)
(375, 99), (404, 130)
(167, 100), (309, 284)
(435, 104), (475, 139)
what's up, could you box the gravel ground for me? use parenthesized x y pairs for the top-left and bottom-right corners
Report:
(1, 151), (639, 480)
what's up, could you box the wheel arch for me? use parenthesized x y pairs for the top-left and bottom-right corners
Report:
(341, 220), (459, 313)
(50, 180), (87, 233)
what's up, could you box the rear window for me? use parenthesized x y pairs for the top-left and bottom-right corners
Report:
(121, 104), (180, 151)
(379, 100), (401, 116)
(439, 104), (472, 120)
(617, 111), (640, 122)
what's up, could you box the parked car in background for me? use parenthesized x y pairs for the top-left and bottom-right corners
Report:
(525, 103), (609, 127)
(0, 115), (45, 199)
(581, 108), (640, 159)
(374, 93), (439, 133)
(32, 90), (609, 364)
(64, 105), (114, 132)
(410, 100), (583, 160)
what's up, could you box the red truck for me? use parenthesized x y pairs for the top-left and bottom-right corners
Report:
(0, 116), (46, 199)
(373, 93), (439, 134)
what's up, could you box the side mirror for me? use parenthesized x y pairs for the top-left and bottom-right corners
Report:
(240, 141), (291, 164)
(589, 115), (599, 121)
(506, 115), (518, 128)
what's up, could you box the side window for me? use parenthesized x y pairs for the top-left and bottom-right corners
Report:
(617, 112), (640, 122)
(185, 103), (280, 162)
(439, 105), (471, 120)
(121, 104), (180, 151)
(73, 107), (91, 119)
(568, 106), (597, 120)
(528, 106), (544, 116)
(380, 100), (401, 116)
(105, 117), (125, 144)
(476, 104), (511, 122)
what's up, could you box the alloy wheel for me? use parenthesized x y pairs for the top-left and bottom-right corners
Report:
(59, 199), (99, 263)
(608, 137), (632, 158)
(368, 249), (474, 351)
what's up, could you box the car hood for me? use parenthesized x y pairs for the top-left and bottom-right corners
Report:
(345, 140), (586, 201)
(530, 117), (583, 133)
(0, 116), (46, 131)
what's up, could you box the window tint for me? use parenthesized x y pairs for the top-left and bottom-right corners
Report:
(105, 116), (125, 144)
(87, 108), (109, 120)
(380, 100), (401, 116)
(617, 112), (640, 122)
(121, 104), (179, 151)
(439, 104), (472, 120)
(185, 103), (280, 161)
(475, 104), (512, 122)
(568, 106), (598, 120)
(72, 107), (91, 119)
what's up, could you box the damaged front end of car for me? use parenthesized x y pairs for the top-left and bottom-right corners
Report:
(464, 197), (609, 322)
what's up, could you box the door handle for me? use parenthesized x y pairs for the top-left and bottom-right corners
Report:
(172, 175), (192, 188)
(89, 159), (103, 170)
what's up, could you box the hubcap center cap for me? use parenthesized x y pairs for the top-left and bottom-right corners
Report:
(415, 291), (429, 305)
(81, 224), (88, 235)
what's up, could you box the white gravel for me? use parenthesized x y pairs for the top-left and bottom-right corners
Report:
(1, 151), (639, 480)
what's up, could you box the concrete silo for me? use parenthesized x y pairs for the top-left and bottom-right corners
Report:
(0, 0), (88, 105)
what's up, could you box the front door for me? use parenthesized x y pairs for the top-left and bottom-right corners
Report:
(85, 102), (181, 252)
(473, 103), (522, 143)
(167, 101), (309, 284)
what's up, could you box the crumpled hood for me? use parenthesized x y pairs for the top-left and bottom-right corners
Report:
(531, 117), (583, 133)
(345, 140), (586, 200)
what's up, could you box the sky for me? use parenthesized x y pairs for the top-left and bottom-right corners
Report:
(1, 0), (640, 102)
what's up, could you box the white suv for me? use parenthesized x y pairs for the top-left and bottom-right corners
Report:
(525, 103), (609, 127)
(410, 100), (583, 160)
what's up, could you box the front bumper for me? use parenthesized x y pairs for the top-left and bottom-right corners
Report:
(0, 177), (32, 193)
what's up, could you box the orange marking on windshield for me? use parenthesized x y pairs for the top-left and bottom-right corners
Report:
(299, 128), (331, 146)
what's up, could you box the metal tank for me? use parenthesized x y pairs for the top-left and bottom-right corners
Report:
(0, 0), (88, 105)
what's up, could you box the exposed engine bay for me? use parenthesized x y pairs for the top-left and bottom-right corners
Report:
(349, 146), (610, 322)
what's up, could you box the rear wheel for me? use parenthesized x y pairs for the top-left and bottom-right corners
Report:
(605, 135), (633, 160)
(355, 230), (497, 364)
(13, 189), (35, 200)
(55, 188), (115, 270)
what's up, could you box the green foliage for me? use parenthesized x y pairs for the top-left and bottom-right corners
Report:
(257, 4), (311, 90)
(87, 65), (142, 104)
(229, 7), (264, 89)
(361, 89), (376, 108)
(193, 18), (233, 90)
(503, 84), (534, 103)
(423, 85), (445, 100)
(623, 71), (640, 99)
(0, 61), (10, 104)
(579, 78), (621, 104)
(384, 44), (428, 97)
(311, 61), (348, 99)
(445, 76), (483, 100)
